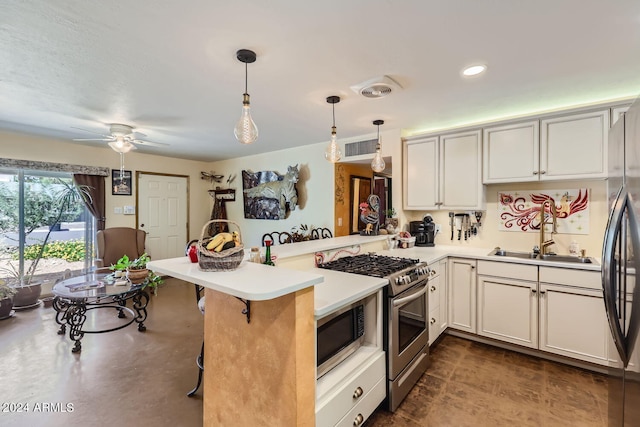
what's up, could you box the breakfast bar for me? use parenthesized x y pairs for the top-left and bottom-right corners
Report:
(147, 257), (323, 426)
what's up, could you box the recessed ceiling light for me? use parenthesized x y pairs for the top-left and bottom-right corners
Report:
(462, 64), (487, 77)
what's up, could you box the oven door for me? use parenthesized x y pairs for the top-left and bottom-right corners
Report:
(388, 279), (429, 379)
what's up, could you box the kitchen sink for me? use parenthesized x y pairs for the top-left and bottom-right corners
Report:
(538, 254), (595, 264)
(488, 248), (598, 264)
(491, 249), (538, 259)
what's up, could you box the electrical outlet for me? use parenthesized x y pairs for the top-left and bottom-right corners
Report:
(338, 217), (343, 227)
(123, 205), (135, 215)
(114, 207), (123, 214)
(435, 224), (442, 234)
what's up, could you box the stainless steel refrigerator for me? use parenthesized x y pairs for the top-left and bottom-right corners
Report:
(603, 95), (640, 426)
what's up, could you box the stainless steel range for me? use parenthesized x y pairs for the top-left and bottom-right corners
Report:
(319, 253), (431, 411)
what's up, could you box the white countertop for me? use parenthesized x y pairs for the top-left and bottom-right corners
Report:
(147, 257), (323, 301)
(312, 269), (387, 318)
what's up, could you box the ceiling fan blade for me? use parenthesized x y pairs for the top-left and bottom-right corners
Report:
(71, 126), (111, 137)
(73, 138), (113, 142)
(132, 139), (168, 147)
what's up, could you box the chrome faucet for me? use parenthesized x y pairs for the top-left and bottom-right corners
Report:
(539, 199), (557, 255)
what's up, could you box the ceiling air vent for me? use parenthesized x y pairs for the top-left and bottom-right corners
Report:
(350, 75), (402, 99)
(345, 138), (378, 157)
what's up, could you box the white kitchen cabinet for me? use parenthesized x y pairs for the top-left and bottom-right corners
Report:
(404, 130), (483, 210)
(448, 257), (476, 333)
(477, 261), (538, 349)
(482, 121), (540, 183)
(316, 350), (386, 427)
(428, 259), (448, 345)
(540, 109), (609, 180)
(405, 136), (439, 209)
(611, 104), (631, 126)
(538, 266), (609, 366)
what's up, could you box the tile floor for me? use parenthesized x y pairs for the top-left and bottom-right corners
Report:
(366, 335), (608, 427)
(1, 278), (608, 426)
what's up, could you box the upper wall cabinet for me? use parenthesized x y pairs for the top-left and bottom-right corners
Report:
(540, 109), (609, 181)
(483, 109), (610, 183)
(483, 121), (539, 183)
(404, 130), (483, 210)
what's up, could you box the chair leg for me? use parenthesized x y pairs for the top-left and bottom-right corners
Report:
(187, 341), (204, 397)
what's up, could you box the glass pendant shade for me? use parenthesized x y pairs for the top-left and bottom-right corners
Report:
(325, 96), (341, 163)
(234, 49), (258, 144)
(371, 119), (385, 172)
(108, 139), (136, 153)
(234, 94), (258, 144)
(325, 127), (341, 162)
(371, 148), (386, 172)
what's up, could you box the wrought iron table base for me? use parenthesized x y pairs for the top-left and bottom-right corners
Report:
(53, 290), (149, 353)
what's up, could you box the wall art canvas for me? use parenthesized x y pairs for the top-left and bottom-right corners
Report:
(242, 165), (299, 220)
(498, 189), (590, 234)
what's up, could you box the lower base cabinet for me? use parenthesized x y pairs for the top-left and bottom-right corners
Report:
(316, 351), (386, 427)
(428, 260), (448, 345)
(448, 258), (477, 333)
(539, 283), (609, 365)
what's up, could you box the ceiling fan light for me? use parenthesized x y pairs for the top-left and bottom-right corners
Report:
(108, 141), (136, 153)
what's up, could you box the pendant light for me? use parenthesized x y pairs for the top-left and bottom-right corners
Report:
(371, 119), (386, 172)
(325, 96), (342, 162)
(234, 49), (258, 144)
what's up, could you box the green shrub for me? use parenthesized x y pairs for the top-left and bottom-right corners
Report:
(22, 239), (85, 262)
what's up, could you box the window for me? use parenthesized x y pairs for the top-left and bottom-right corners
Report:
(0, 169), (94, 286)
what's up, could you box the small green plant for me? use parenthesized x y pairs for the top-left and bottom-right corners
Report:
(110, 253), (162, 293)
(385, 208), (397, 218)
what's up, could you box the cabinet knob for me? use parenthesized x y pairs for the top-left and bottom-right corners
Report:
(533, 171), (539, 175)
(354, 413), (364, 426)
(540, 290), (546, 295)
(531, 289), (537, 294)
(430, 317), (437, 324)
(540, 170), (546, 175)
(430, 285), (437, 292)
(353, 386), (363, 399)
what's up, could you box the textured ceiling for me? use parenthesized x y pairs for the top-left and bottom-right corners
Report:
(2, 0), (640, 161)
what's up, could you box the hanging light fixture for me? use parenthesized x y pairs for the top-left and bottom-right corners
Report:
(107, 136), (136, 184)
(234, 49), (258, 144)
(325, 96), (342, 162)
(371, 119), (386, 172)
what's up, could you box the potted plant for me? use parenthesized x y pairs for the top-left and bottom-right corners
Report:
(110, 253), (162, 295)
(385, 208), (399, 232)
(0, 280), (17, 319)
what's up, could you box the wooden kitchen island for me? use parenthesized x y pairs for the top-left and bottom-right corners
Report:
(147, 257), (323, 427)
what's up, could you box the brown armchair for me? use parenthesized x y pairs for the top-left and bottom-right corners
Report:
(95, 227), (147, 268)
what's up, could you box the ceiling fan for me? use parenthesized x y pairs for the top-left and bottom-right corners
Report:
(72, 123), (167, 153)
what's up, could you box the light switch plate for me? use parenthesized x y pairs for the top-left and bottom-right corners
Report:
(114, 207), (123, 214)
(123, 205), (135, 215)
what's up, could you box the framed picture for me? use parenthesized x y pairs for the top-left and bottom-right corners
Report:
(112, 170), (132, 195)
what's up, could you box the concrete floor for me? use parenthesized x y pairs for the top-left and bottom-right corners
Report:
(0, 278), (204, 427)
(1, 278), (608, 427)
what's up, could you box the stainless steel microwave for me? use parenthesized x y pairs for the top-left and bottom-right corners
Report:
(316, 301), (365, 379)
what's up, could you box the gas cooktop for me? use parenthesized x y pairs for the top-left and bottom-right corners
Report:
(318, 253), (421, 278)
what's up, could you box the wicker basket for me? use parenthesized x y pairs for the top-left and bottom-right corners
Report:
(197, 220), (245, 271)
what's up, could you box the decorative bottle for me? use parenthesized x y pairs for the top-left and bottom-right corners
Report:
(263, 240), (275, 266)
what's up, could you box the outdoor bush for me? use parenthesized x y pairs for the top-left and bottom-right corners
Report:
(22, 239), (85, 262)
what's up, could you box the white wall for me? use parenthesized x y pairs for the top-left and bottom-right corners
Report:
(208, 141), (334, 248)
(0, 130), (212, 241)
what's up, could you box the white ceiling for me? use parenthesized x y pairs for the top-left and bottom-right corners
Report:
(2, 1), (640, 162)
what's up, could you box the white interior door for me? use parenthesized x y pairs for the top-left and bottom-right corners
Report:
(138, 173), (188, 260)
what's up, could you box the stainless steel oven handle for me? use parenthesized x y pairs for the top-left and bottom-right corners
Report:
(392, 284), (428, 307)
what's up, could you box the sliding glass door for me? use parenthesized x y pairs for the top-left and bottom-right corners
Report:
(0, 168), (94, 286)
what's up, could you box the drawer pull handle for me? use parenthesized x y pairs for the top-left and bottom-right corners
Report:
(430, 317), (437, 324)
(353, 386), (363, 399)
(354, 414), (364, 426)
(430, 285), (436, 292)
